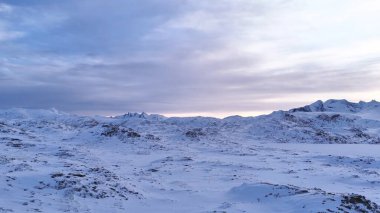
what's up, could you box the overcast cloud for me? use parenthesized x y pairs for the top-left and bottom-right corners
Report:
(0, 0), (379, 117)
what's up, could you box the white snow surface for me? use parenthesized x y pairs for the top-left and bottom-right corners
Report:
(0, 100), (380, 212)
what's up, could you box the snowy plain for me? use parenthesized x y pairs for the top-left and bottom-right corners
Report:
(0, 99), (380, 212)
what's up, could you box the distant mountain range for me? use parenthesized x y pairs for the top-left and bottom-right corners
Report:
(1, 99), (379, 144)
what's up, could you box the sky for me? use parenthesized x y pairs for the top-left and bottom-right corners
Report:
(0, 0), (379, 117)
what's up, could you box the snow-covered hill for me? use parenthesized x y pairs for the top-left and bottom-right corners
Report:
(248, 99), (380, 144)
(0, 100), (380, 212)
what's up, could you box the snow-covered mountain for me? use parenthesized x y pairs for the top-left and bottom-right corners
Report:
(290, 99), (380, 113)
(2, 99), (380, 145)
(249, 99), (380, 144)
(0, 100), (380, 212)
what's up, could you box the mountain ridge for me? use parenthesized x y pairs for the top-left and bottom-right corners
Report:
(1, 99), (378, 120)
(0, 99), (379, 144)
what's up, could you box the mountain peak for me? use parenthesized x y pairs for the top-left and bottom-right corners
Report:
(290, 99), (379, 113)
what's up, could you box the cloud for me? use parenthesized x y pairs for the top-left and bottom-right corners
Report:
(0, 3), (12, 13)
(0, 29), (24, 42)
(0, 0), (379, 116)
(0, 4), (25, 42)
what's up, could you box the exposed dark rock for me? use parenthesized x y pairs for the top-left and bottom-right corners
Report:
(185, 128), (205, 139)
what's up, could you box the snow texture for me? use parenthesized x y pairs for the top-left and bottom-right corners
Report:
(0, 99), (379, 212)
